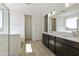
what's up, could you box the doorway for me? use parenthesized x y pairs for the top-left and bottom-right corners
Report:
(25, 15), (32, 41)
(48, 16), (56, 32)
(51, 18), (56, 31)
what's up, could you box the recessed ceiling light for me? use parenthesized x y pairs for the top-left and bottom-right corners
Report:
(65, 3), (70, 7)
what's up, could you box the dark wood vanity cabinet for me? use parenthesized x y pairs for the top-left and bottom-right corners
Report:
(56, 39), (79, 56)
(42, 34), (49, 48)
(49, 36), (56, 54)
(64, 44), (79, 56)
(56, 37), (79, 56)
(55, 39), (66, 55)
(42, 33), (79, 56)
(42, 34), (56, 53)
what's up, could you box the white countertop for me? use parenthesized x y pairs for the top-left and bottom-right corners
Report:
(43, 32), (79, 43)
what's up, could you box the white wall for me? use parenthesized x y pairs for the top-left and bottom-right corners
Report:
(10, 10), (25, 42)
(10, 10), (44, 41)
(32, 14), (44, 41)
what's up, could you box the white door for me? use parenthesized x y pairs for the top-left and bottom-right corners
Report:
(25, 15), (32, 40)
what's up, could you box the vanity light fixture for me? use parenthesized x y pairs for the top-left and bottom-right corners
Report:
(50, 9), (56, 15)
(48, 8), (56, 16)
(52, 8), (56, 15)
(52, 10), (55, 15)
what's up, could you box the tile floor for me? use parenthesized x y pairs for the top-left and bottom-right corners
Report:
(19, 40), (55, 56)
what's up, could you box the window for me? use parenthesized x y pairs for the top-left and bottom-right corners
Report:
(66, 17), (78, 30)
(0, 11), (2, 28)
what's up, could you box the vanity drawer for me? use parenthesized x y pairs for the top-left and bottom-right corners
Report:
(43, 41), (49, 48)
(49, 43), (56, 54)
(42, 34), (49, 39)
(49, 36), (56, 40)
(56, 37), (79, 50)
(42, 34), (49, 48)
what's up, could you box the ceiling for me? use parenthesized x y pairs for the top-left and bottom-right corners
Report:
(55, 3), (79, 16)
(5, 3), (66, 15)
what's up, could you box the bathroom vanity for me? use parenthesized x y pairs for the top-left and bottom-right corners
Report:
(42, 32), (79, 56)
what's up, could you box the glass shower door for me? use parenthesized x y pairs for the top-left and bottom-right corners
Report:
(0, 3), (10, 56)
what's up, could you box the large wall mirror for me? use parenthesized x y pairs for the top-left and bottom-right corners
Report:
(56, 4), (79, 33)
(44, 3), (79, 34)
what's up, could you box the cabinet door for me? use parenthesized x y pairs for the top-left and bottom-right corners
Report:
(56, 40), (66, 56)
(42, 34), (49, 48)
(65, 45), (79, 56)
(43, 41), (49, 48)
(56, 37), (79, 56)
(49, 36), (56, 53)
(42, 34), (48, 42)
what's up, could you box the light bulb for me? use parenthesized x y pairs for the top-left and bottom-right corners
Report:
(65, 3), (70, 7)
(52, 11), (55, 15)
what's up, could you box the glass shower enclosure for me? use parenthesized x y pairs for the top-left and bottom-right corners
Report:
(0, 3), (10, 56)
